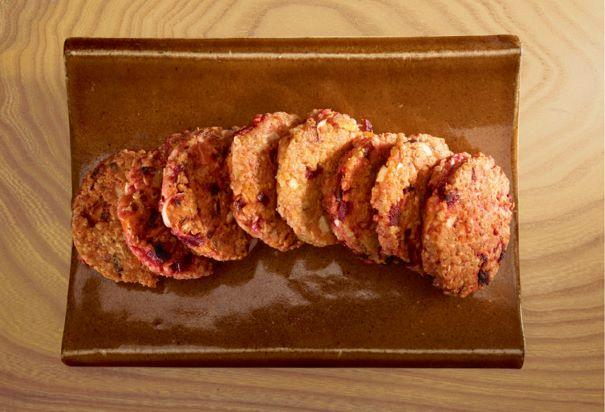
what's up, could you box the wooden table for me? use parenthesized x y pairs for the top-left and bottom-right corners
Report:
(1, 1), (602, 410)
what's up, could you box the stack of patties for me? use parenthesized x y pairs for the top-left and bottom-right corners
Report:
(72, 108), (513, 297)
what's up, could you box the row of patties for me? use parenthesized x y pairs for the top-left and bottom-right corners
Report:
(72, 109), (513, 297)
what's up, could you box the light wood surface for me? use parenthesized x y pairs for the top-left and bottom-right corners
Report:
(0, 0), (602, 410)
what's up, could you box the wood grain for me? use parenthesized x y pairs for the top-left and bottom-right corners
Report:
(0, 0), (602, 410)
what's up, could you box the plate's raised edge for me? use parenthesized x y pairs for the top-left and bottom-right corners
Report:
(63, 35), (521, 59)
(61, 33), (78, 363)
(62, 347), (524, 368)
(510, 39), (526, 367)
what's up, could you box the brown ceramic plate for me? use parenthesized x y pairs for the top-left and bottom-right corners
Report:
(62, 36), (523, 367)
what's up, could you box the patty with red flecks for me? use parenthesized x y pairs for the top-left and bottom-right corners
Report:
(421, 152), (514, 297)
(276, 109), (362, 247)
(117, 147), (213, 279)
(71, 150), (159, 287)
(161, 128), (251, 261)
(371, 134), (451, 267)
(158, 130), (194, 158)
(322, 132), (401, 262)
(228, 112), (302, 252)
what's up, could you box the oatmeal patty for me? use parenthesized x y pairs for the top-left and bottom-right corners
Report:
(421, 153), (514, 297)
(161, 128), (251, 261)
(276, 109), (361, 247)
(117, 147), (213, 279)
(72, 150), (158, 287)
(371, 134), (451, 266)
(322, 132), (400, 262)
(229, 112), (302, 251)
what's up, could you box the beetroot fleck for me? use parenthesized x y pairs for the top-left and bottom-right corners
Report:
(478, 270), (490, 286)
(146, 248), (162, 265)
(443, 191), (459, 206)
(234, 125), (254, 137)
(337, 201), (351, 220)
(360, 118), (373, 132)
(180, 234), (203, 247)
(387, 204), (401, 226)
(256, 192), (269, 205)
(170, 164), (183, 182)
(234, 196), (246, 211)
(251, 217), (264, 233)
(305, 165), (323, 179)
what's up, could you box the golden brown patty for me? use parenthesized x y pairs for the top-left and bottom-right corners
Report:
(229, 112), (302, 251)
(322, 132), (400, 262)
(71, 150), (158, 287)
(276, 109), (361, 247)
(371, 134), (451, 266)
(421, 153), (514, 297)
(117, 147), (213, 279)
(161, 128), (251, 261)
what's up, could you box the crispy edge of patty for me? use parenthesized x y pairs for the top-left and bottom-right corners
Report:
(323, 132), (400, 262)
(71, 150), (159, 288)
(161, 128), (251, 261)
(421, 152), (514, 297)
(371, 134), (452, 265)
(276, 108), (361, 247)
(228, 112), (302, 252)
(117, 147), (213, 279)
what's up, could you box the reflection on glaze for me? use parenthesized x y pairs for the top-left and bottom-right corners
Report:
(67, 243), (518, 354)
(89, 245), (398, 331)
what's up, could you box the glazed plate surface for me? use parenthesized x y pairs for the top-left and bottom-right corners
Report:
(62, 36), (523, 367)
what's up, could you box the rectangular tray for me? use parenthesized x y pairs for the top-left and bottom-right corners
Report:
(62, 36), (524, 367)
